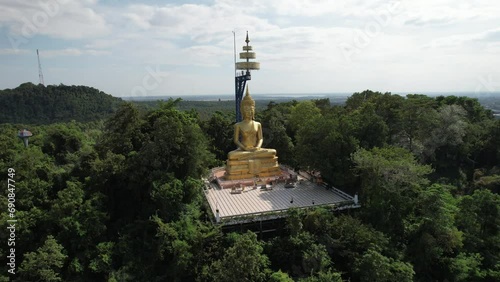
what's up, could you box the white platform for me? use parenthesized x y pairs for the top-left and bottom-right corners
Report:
(204, 176), (357, 224)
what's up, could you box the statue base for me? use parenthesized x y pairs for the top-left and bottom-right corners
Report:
(209, 165), (297, 190)
(225, 157), (280, 180)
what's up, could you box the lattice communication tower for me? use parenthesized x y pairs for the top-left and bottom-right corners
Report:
(37, 49), (44, 86)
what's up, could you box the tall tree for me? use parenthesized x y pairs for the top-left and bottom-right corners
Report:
(210, 231), (270, 282)
(202, 111), (234, 162)
(289, 101), (322, 134)
(295, 110), (358, 186)
(353, 146), (432, 240)
(96, 102), (143, 157)
(345, 90), (389, 111)
(19, 236), (68, 281)
(456, 189), (500, 280)
(406, 184), (463, 281)
(422, 104), (467, 162)
(350, 102), (389, 149)
(396, 94), (438, 155)
(353, 248), (414, 282)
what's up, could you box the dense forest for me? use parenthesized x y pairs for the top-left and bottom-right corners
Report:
(0, 86), (499, 281)
(0, 83), (123, 124)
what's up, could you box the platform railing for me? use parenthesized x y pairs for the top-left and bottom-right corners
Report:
(216, 200), (359, 224)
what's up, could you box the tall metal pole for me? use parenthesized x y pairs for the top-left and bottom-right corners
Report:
(233, 31), (236, 76)
(233, 31), (238, 122)
(37, 49), (45, 86)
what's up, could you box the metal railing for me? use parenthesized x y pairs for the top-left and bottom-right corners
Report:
(216, 200), (358, 225)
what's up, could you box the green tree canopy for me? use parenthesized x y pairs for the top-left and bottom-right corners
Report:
(209, 231), (271, 282)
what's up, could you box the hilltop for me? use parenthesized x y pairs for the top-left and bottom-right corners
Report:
(0, 82), (123, 124)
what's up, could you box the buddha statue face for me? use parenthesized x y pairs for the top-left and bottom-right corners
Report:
(240, 87), (255, 121)
(241, 104), (254, 120)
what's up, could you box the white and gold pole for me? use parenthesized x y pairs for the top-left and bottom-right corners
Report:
(234, 31), (260, 122)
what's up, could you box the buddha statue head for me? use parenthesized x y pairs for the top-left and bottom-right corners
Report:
(241, 87), (255, 120)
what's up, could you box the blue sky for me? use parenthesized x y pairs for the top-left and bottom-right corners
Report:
(0, 0), (499, 97)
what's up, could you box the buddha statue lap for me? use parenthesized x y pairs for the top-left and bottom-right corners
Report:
(225, 87), (280, 180)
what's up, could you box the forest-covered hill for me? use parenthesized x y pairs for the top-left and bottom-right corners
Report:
(0, 89), (499, 281)
(2, 83), (499, 125)
(0, 83), (123, 124)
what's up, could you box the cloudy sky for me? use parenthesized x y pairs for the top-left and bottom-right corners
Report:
(0, 0), (499, 97)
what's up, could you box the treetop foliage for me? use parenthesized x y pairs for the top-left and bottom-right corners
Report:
(0, 82), (123, 124)
(1, 86), (499, 281)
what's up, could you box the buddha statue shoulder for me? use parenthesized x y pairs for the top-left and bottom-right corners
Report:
(228, 87), (276, 160)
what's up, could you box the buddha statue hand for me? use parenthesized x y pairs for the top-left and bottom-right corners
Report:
(244, 146), (259, 152)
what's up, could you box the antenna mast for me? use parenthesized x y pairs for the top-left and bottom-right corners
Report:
(233, 30), (236, 76)
(37, 49), (45, 86)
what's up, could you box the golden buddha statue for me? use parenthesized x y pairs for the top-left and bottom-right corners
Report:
(225, 87), (280, 180)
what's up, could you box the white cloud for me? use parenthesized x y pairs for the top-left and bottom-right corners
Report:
(123, 2), (278, 43)
(216, 0), (397, 18)
(40, 48), (110, 57)
(0, 48), (30, 55)
(0, 0), (110, 40)
(1, 0), (500, 94)
(403, 1), (500, 26)
(84, 38), (125, 49)
(427, 27), (500, 48)
(485, 42), (500, 53)
(182, 45), (230, 67)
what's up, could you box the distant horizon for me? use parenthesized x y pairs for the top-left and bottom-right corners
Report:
(3, 81), (500, 100)
(121, 91), (500, 101)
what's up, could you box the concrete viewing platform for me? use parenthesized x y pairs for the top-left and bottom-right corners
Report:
(203, 166), (360, 225)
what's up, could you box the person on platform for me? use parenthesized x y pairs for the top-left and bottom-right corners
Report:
(227, 87), (276, 160)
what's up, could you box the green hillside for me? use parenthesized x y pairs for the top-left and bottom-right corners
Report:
(0, 82), (123, 124)
(0, 91), (499, 281)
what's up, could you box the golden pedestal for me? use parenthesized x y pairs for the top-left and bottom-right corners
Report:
(225, 156), (280, 180)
